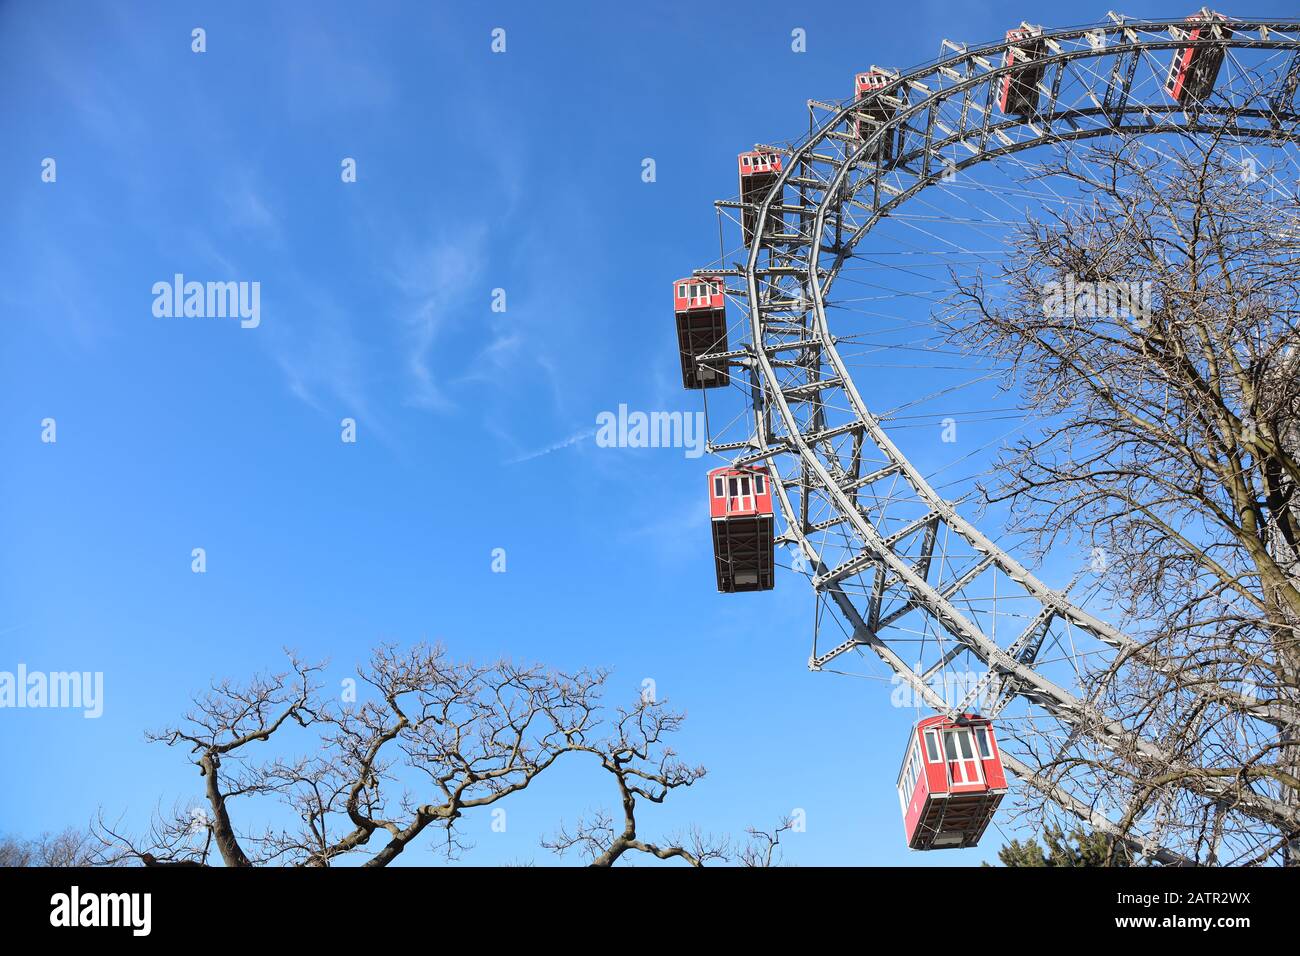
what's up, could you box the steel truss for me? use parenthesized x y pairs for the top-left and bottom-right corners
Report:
(692, 14), (1300, 863)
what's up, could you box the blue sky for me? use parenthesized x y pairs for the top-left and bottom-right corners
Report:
(3, 0), (1294, 866)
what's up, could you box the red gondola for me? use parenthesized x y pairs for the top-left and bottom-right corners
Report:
(999, 26), (1045, 116)
(897, 713), (1008, 850)
(738, 150), (783, 245)
(709, 465), (775, 592)
(672, 277), (729, 390)
(854, 69), (897, 162)
(1165, 10), (1232, 105)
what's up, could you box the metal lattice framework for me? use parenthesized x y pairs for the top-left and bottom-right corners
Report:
(689, 12), (1300, 863)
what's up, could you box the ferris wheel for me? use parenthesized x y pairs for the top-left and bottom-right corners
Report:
(673, 10), (1300, 863)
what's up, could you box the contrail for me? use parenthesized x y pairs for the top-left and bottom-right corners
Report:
(504, 427), (595, 465)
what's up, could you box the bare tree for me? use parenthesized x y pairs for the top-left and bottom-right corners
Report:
(737, 816), (797, 868)
(0, 828), (97, 867)
(943, 130), (1300, 864)
(92, 644), (721, 867)
(542, 702), (726, 866)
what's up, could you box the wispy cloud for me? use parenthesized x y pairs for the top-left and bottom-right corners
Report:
(503, 427), (596, 465)
(282, 20), (395, 118)
(619, 494), (713, 564)
(265, 282), (382, 434)
(388, 228), (488, 412)
(404, 299), (450, 411)
(222, 180), (281, 241)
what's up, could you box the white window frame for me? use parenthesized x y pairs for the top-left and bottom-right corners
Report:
(942, 728), (986, 786)
(898, 739), (923, 812)
(735, 475), (753, 512)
